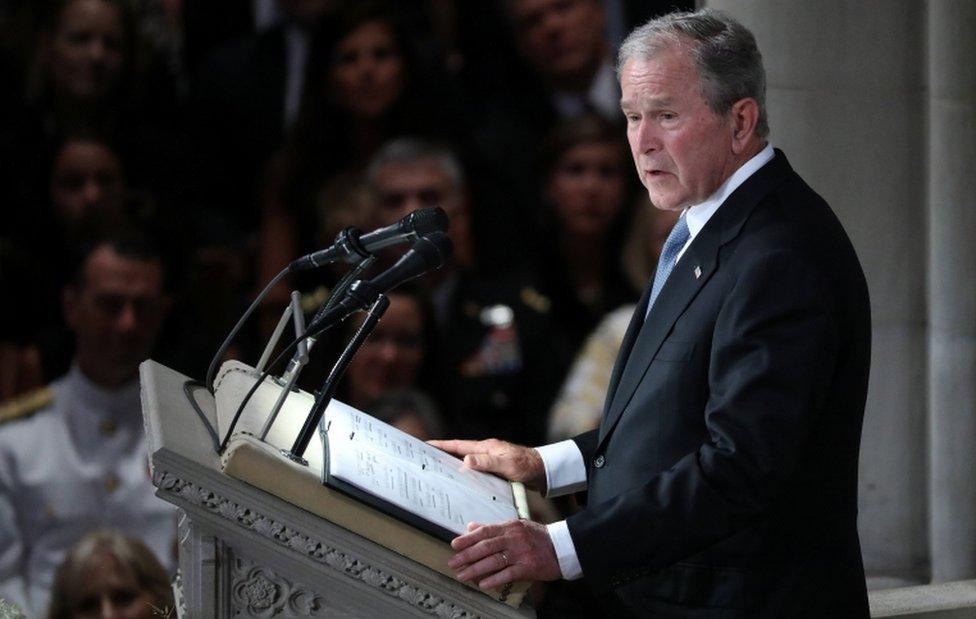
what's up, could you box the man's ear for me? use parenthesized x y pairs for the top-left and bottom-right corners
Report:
(62, 286), (79, 329)
(729, 98), (760, 154)
(157, 294), (174, 320)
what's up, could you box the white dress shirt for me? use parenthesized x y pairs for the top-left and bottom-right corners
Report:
(552, 59), (621, 122)
(540, 143), (775, 580)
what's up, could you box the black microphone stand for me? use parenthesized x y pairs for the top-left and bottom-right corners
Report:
(286, 294), (391, 464)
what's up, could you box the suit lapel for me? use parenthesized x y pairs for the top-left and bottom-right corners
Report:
(598, 150), (796, 448)
(599, 235), (719, 445)
(601, 285), (653, 420)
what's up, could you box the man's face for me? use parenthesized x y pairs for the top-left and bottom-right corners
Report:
(510, 0), (605, 85)
(64, 245), (168, 387)
(620, 49), (739, 211)
(371, 160), (472, 268)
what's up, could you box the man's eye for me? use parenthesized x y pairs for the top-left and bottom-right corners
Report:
(659, 112), (677, 121)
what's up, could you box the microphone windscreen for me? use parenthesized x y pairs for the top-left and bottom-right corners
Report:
(411, 230), (453, 269)
(409, 207), (449, 236)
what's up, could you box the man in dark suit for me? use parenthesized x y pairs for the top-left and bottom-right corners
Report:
(432, 8), (871, 617)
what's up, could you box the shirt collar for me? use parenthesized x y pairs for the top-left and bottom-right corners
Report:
(68, 363), (142, 423)
(551, 58), (619, 120)
(684, 143), (775, 238)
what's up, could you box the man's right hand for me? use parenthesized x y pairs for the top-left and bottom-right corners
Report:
(428, 439), (547, 493)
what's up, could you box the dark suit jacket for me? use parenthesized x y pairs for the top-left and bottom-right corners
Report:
(189, 26), (288, 233)
(566, 150), (871, 618)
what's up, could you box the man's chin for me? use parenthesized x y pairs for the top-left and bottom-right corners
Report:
(645, 191), (687, 212)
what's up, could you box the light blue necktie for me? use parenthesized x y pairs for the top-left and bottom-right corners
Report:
(646, 213), (690, 318)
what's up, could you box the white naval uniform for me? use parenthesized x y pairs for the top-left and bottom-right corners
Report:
(0, 365), (176, 617)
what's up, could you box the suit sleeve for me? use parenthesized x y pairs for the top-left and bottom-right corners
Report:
(572, 429), (599, 464)
(566, 250), (839, 590)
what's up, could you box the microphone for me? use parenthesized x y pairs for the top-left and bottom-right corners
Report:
(304, 232), (453, 337)
(289, 207), (448, 271)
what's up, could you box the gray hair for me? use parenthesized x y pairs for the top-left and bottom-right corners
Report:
(618, 9), (769, 138)
(366, 138), (465, 191)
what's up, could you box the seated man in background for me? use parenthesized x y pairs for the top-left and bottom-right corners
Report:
(0, 230), (177, 616)
(365, 137), (572, 447)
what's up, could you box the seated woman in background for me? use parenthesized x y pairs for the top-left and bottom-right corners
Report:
(46, 531), (174, 619)
(259, 0), (460, 300)
(339, 287), (438, 413)
(533, 115), (641, 353)
(546, 205), (680, 443)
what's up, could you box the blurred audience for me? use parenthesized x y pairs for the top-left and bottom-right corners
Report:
(1, 131), (131, 397)
(189, 0), (336, 237)
(46, 531), (174, 619)
(340, 287), (436, 412)
(535, 115), (640, 351)
(258, 0), (461, 286)
(364, 138), (571, 447)
(0, 3), (703, 615)
(1, 0), (185, 221)
(508, 0), (617, 121)
(546, 303), (635, 442)
(0, 232), (177, 616)
(471, 0), (619, 222)
(48, 134), (126, 228)
(546, 205), (679, 443)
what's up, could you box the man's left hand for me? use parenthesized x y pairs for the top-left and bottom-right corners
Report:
(448, 519), (562, 589)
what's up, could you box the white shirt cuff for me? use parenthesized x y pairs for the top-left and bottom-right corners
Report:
(547, 520), (583, 580)
(536, 440), (588, 497)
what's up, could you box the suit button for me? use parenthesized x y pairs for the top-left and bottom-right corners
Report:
(594, 455), (605, 468)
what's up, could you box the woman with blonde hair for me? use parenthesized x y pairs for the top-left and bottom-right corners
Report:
(47, 531), (174, 619)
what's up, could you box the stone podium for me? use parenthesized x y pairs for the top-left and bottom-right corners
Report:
(140, 360), (535, 618)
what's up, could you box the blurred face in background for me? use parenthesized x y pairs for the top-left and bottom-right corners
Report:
(329, 20), (405, 120)
(67, 554), (156, 619)
(276, 0), (335, 29)
(546, 140), (626, 237)
(371, 159), (473, 270)
(509, 0), (606, 87)
(64, 245), (169, 388)
(50, 139), (125, 223)
(345, 293), (425, 408)
(48, 0), (126, 101)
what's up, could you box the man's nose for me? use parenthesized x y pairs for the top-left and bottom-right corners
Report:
(635, 120), (661, 154)
(402, 195), (425, 213)
(83, 180), (103, 207)
(115, 302), (139, 332)
(356, 56), (378, 80)
(578, 168), (603, 192)
(88, 38), (107, 63)
(99, 596), (122, 619)
(376, 339), (400, 363)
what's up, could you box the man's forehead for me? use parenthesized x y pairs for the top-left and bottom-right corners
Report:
(80, 246), (163, 294)
(619, 52), (699, 104)
(375, 161), (453, 190)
